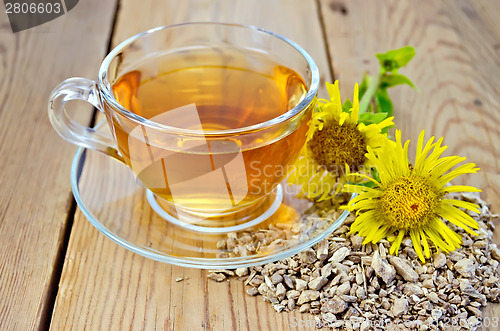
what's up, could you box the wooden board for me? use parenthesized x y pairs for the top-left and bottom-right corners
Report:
(49, 0), (333, 330)
(319, 0), (500, 211)
(0, 1), (118, 330)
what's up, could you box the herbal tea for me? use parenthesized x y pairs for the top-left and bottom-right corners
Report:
(111, 49), (311, 215)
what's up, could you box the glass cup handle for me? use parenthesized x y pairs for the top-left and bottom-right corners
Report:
(48, 77), (125, 163)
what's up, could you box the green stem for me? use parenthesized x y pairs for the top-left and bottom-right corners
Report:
(359, 70), (382, 114)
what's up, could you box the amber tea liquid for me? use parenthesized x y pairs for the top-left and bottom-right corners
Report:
(110, 49), (311, 215)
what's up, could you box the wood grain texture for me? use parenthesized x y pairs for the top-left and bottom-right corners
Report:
(319, 0), (500, 210)
(0, 1), (118, 330)
(110, 0), (332, 97)
(49, 0), (332, 330)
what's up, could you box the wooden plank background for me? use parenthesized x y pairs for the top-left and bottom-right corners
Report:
(321, 0), (500, 210)
(0, 0), (498, 330)
(0, 1), (117, 330)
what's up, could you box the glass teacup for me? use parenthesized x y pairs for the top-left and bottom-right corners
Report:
(49, 23), (319, 232)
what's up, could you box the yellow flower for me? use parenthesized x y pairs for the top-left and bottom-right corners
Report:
(288, 81), (394, 201)
(345, 130), (481, 262)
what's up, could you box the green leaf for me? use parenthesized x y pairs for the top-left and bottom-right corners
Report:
(371, 112), (390, 123)
(381, 73), (418, 90)
(347, 167), (381, 189)
(358, 112), (390, 126)
(342, 99), (353, 113)
(376, 46), (416, 72)
(359, 113), (372, 122)
(358, 73), (371, 101)
(371, 167), (381, 183)
(374, 96), (383, 114)
(375, 88), (393, 117)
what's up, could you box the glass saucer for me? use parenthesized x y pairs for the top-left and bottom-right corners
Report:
(71, 145), (352, 269)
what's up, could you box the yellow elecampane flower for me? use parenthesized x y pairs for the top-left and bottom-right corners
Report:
(288, 81), (394, 201)
(345, 129), (481, 262)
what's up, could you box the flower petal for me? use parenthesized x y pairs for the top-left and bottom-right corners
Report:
(389, 230), (406, 256)
(441, 199), (480, 213)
